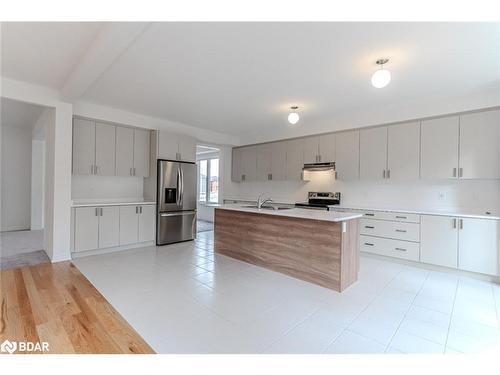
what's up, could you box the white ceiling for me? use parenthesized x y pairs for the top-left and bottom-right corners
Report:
(1, 22), (103, 89)
(2, 22), (499, 141)
(1, 97), (45, 129)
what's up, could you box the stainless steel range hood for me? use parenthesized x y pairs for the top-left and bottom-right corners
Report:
(302, 162), (335, 171)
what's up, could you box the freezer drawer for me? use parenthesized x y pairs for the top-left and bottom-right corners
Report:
(157, 210), (196, 245)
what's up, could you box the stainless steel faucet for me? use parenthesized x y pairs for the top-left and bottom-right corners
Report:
(257, 193), (273, 209)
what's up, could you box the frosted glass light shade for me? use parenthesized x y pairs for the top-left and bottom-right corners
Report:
(371, 68), (391, 88)
(288, 112), (299, 124)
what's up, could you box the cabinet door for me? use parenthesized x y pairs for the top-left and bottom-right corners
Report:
(318, 133), (335, 163)
(303, 136), (319, 164)
(270, 141), (287, 181)
(74, 207), (99, 252)
(119, 206), (139, 245)
(240, 146), (257, 182)
(335, 130), (359, 180)
(286, 139), (304, 180)
(420, 215), (458, 268)
(98, 206), (120, 248)
(256, 143), (272, 181)
(95, 122), (116, 176)
(459, 218), (499, 275)
(72, 118), (95, 175)
(158, 131), (179, 160)
(459, 110), (500, 179)
(231, 148), (242, 182)
(360, 126), (388, 180)
(134, 129), (151, 177)
(138, 205), (155, 242)
(387, 122), (420, 179)
(178, 134), (197, 162)
(420, 116), (459, 179)
(115, 127), (135, 177)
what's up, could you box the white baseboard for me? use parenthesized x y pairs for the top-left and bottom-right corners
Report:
(71, 241), (155, 259)
(1, 225), (31, 232)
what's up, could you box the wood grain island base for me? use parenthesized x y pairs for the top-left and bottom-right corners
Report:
(214, 207), (361, 292)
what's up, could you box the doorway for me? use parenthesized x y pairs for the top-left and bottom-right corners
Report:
(0, 98), (50, 269)
(196, 145), (220, 233)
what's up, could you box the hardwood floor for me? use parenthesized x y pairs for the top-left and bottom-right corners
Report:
(0, 261), (154, 354)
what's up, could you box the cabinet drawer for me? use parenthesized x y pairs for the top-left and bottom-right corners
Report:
(361, 210), (420, 223)
(360, 218), (420, 242)
(360, 235), (420, 261)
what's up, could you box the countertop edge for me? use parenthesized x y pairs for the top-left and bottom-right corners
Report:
(72, 201), (156, 208)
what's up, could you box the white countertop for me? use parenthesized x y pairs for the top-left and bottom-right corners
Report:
(72, 199), (156, 208)
(328, 205), (500, 220)
(217, 204), (362, 222)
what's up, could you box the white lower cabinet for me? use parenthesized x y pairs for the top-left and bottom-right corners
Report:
(420, 215), (458, 268)
(73, 204), (156, 254)
(360, 235), (420, 262)
(74, 206), (119, 252)
(119, 206), (139, 245)
(458, 218), (500, 276)
(138, 205), (156, 242)
(420, 215), (499, 275)
(74, 207), (99, 252)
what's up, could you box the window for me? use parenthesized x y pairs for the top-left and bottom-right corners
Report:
(198, 157), (219, 203)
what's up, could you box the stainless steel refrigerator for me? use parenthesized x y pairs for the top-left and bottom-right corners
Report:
(156, 159), (197, 245)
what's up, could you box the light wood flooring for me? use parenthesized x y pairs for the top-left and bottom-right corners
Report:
(0, 261), (154, 354)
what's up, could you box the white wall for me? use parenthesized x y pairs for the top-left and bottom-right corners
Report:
(72, 175), (144, 201)
(0, 120), (32, 231)
(228, 171), (500, 213)
(30, 139), (45, 230)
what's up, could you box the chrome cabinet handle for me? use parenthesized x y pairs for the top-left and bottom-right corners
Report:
(140, 206), (143, 214)
(364, 225), (375, 229)
(452, 218), (457, 228)
(459, 219), (463, 229)
(100, 208), (103, 216)
(135, 206), (138, 214)
(133, 167), (136, 176)
(241, 174), (246, 181)
(453, 168), (457, 177)
(387, 169), (390, 179)
(95, 208), (98, 216)
(395, 229), (407, 233)
(395, 216), (407, 219)
(364, 242), (374, 246)
(268, 173), (272, 180)
(459, 168), (463, 178)
(394, 247), (407, 252)
(365, 213), (374, 216)
(383, 170), (386, 178)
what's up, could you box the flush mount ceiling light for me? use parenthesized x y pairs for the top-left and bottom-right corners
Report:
(371, 58), (391, 88)
(288, 106), (300, 125)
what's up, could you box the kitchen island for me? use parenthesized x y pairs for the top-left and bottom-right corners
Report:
(214, 205), (362, 292)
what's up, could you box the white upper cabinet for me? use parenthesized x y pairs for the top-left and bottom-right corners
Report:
(303, 136), (319, 164)
(72, 118), (96, 176)
(387, 122), (420, 179)
(335, 130), (359, 180)
(318, 133), (335, 163)
(231, 148), (242, 182)
(133, 129), (151, 177)
(178, 134), (197, 162)
(256, 143), (272, 181)
(459, 109), (500, 179)
(157, 131), (196, 162)
(94, 122), (116, 176)
(420, 215), (458, 268)
(116, 126), (135, 177)
(286, 138), (304, 180)
(360, 126), (388, 180)
(270, 141), (287, 181)
(458, 218), (500, 276)
(240, 146), (257, 182)
(420, 116), (459, 179)
(158, 131), (179, 160)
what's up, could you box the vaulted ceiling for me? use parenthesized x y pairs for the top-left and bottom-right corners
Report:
(2, 22), (499, 143)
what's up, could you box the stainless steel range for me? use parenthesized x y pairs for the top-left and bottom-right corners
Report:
(295, 192), (341, 210)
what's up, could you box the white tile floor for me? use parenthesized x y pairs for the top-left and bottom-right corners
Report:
(74, 230), (500, 354)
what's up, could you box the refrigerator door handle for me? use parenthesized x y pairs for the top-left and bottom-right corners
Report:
(159, 210), (196, 217)
(179, 165), (184, 207)
(176, 167), (181, 205)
